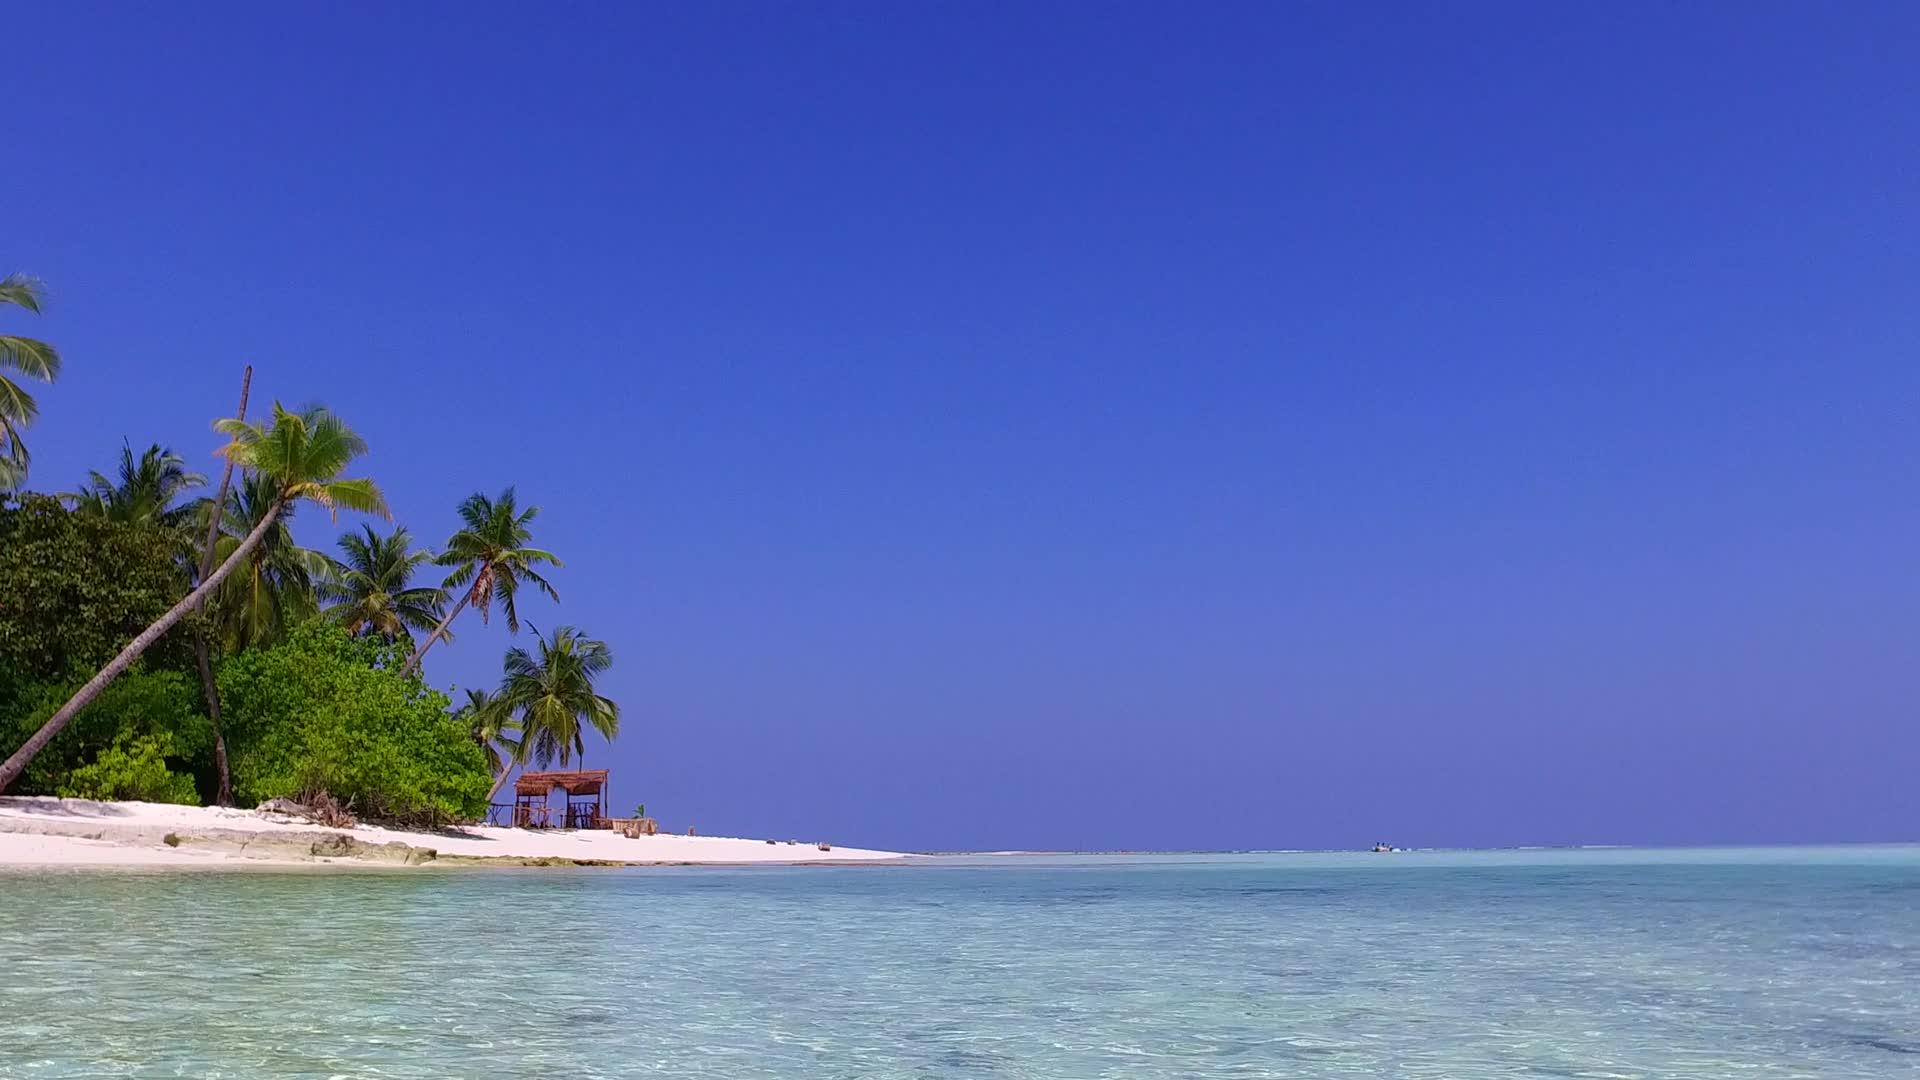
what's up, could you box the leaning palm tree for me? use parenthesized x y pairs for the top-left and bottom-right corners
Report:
(0, 274), (61, 489)
(321, 525), (446, 645)
(0, 403), (388, 794)
(457, 687), (522, 802)
(498, 625), (620, 776)
(200, 471), (336, 654)
(401, 488), (560, 676)
(68, 441), (207, 526)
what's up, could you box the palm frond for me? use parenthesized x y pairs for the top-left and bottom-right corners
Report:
(0, 340), (59, 390)
(310, 477), (389, 520)
(0, 373), (41, 425)
(439, 560), (479, 589)
(494, 572), (522, 632)
(0, 274), (47, 314)
(586, 694), (620, 740)
(0, 422), (28, 465)
(456, 489), (502, 531)
(518, 564), (561, 603)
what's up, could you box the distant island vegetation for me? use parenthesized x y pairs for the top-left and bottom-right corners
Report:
(0, 273), (619, 824)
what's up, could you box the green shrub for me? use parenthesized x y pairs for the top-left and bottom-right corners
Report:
(3, 670), (211, 801)
(220, 624), (490, 826)
(57, 733), (201, 804)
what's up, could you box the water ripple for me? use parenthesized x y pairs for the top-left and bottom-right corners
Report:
(3, 849), (1919, 1078)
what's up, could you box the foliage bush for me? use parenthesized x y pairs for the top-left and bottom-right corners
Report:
(219, 624), (489, 826)
(58, 733), (201, 804)
(2, 670), (211, 802)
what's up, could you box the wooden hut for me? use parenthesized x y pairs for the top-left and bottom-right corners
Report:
(512, 769), (610, 829)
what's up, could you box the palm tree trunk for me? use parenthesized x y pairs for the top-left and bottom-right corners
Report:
(194, 637), (233, 805)
(198, 367), (252, 579)
(401, 591), (470, 676)
(485, 727), (533, 810)
(0, 498), (284, 794)
(486, 763), (516, 804)
(194, 365), (251, 806)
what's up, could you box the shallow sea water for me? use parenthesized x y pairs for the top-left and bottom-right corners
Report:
(3, 847), (1919, 1078)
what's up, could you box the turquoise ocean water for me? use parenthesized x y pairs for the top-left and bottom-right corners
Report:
(3, 847), (1918, 1078)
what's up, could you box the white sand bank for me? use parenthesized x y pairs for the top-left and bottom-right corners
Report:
(0, 797), (907, 869)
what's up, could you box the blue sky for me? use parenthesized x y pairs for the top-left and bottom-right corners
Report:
(8, 4), (1917, 851)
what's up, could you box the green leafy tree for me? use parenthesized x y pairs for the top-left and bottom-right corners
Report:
(0, 495), (196, 704)
(68, 441), (206, 527)
(499, 625), (620, 773)
(0, 403), (387, 794)
(0, 274), (61, 490)
(322, 525), (446, 645)
(220, 624), (490, 825)
(1, 670), (210, 803)
(403, 488), (560, 675)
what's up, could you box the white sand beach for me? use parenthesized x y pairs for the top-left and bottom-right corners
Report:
(0, 797), (907, 868)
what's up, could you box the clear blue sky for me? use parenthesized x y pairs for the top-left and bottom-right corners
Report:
(8, 4), (1917, 852)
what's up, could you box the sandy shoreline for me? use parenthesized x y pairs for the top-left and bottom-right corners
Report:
(0, 797), (908, 869)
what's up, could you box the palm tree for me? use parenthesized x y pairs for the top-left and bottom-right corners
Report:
(456, 687), (522, 802)
(200, 471), (336, 654)
(402, 488), (560, 676)
(0, 403), (387, 794)
(68, 441), (206, 526)
(498, 626), (620, 774)
(321, 525), (446, 645)
(0, 274), (61, 489)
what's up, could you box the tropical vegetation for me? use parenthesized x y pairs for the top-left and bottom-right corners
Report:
(0, 274), (61, 490)
(2, 671), (211, 804)
(322, 525), (445, 644)
(0, 273), (625, 820)
(201, 471), (337, 654)
(68, 442), (206, 527)
(499, 626), (620, 771)
(404, 488), (559, 675)
(219, 624), (488, 825)
(457, 687), (520, 801)
(0, 494), (197, 693)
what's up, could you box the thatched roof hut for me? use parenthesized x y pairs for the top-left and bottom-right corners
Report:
(513, 769), (608, 798)
(511, 769), (610, 829)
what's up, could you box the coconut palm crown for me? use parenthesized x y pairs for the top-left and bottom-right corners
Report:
(499, 625), (619, 770)
(214, 402), (387, 519)
(401, 487), (560, 675)
(69, 441), (206, 526)
(322, 525), (447, 645)
(457, 687), (523, 803)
